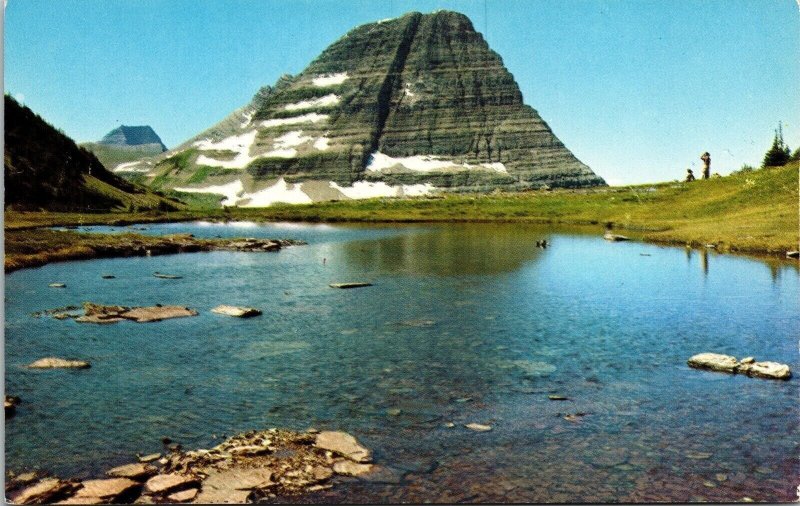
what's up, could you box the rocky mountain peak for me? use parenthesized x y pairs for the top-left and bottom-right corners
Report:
(134, 10), (604, 206)
(100, 126), (167, 151)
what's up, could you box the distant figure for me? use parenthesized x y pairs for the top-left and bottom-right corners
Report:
(323, 257), (327, 265)
(685, 168), (696, 182)
(700, 152), (711, 179)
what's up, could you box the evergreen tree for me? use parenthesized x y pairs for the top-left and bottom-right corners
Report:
(762, 122), (791, 167)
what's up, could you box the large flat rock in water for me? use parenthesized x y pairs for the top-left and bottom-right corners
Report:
(211, 305), (262, 317)
(688, 353), (791, 380)
(76, 303), (198, 324)
(687, 353), (739, 373)
(329, 282), (372, 289)
(28, 357), (90, 369)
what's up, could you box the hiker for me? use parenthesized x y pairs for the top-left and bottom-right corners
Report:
(700, 152), (711, 179)
(685, 168), (696, 182)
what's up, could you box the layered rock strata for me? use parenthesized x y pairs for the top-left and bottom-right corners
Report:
(127, 11), (604, 206)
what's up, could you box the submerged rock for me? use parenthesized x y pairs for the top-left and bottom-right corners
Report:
(6, 395), (20, 417)
(465, 423), (492, 432)
(27, 357), (90, 369)
(687, 353), (791, 380)
(211, 305), (263, 318)
(329, 282), (373, 289)
(315, 431), (372, 463)
(75, 302), (198, 324)
(137, 453), (161, 463)
(152, 272), (182, 279)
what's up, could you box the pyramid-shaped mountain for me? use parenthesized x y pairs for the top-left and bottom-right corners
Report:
(137, 11), (604, 206)
(83, 125), (167, 173)
(100, 125), (167, 150)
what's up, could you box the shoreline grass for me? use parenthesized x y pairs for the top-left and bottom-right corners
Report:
(5, 162), (798, 269)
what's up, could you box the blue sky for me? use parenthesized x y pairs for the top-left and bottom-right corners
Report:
(5, 0), (799, 184)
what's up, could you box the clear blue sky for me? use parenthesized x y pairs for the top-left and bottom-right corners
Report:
(5, 0), (799, 184)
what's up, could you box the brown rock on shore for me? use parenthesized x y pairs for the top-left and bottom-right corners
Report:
(106, 463), (157, 481)
(315, 431), (372, 463)
(143, 474), (199, 495)
(9, 427), (375, 504)
(73, 478), (140, 502)
(10, 478), (79, 504)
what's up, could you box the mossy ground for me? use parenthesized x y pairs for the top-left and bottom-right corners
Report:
(5, 162), (798, 269)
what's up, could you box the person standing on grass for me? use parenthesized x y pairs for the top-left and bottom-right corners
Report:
(700, 152), (711, 179)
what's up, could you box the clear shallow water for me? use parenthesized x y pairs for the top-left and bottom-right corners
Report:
(7, 222), (800, 502)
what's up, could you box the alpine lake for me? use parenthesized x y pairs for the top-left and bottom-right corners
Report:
(5, 221), (799, 503)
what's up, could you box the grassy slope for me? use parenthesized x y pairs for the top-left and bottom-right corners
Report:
(81, 142), (165, 170)
(5, 162), (798, 258)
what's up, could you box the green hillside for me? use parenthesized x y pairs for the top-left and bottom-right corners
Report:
(4, 95), (182, 212)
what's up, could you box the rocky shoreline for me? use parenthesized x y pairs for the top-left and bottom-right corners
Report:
(5, 232), (306, 273)
(6, 428), (381, 504)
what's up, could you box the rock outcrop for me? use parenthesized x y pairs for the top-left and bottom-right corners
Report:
(687, 353), (791, 380)
(7, 428), (382, 504)
(126, 11), (604, 206)
(75, 303), (198, 324)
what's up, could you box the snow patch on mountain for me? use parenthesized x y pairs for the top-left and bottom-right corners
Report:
(312, 73), (349, 87)
(367, 152), (508, 173)
(259, 113), (330, 128)
(284, 94), (340, 111)
(239, 178), (313, 206)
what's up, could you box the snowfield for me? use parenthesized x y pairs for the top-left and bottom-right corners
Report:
(273, 130), (312, 149)
(259, 113), (329, 128)
(284, 94), (340, 111)
(313, 136), (330, 151)
(367, 152), (508, 173)
(192, 130), (258, 169)
(113, 161), (151, 173)
(312, 73), (348, 87)
(238, 178), (313, 207)
(330, 181), (435, 199)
